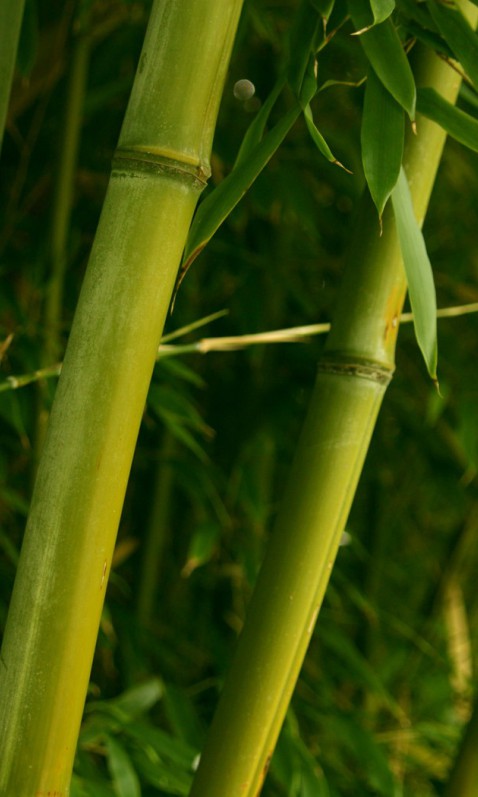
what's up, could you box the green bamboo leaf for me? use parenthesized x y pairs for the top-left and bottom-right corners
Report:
(234, 79), (284, 168)
(108, 680), (163, 720)
(304, 103), (351, 171)
(288, 0), (321, 104)
(370, 0), (395, 25)
(106, 736), (141, 797)
(180, 105), (300, 279)
(391, 167), (437, 379)
(182, 521), (219, 576)
(428, 0), (478, 88)
(417, 86), (478, 151)
(349, 0), (416, 119)
(362, 66), (404, 216)
(399, 17), (455, 59)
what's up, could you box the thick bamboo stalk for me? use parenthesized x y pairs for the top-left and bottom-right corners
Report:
(0, 0), (26, 151)
(188, 15), (477, 797)
(0, 2), (243, 794)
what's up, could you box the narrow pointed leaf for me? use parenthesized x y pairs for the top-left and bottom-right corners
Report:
(304, 103), (350, 169)
(417, 87), (478, 152)
(362, 66), (404, 216)
(288, 1), (322, 103)
(234, 79), (284, 168)
(428, 0), (478, 89)
(371, 0), (396, 25)
(350, 0), (416, 119)
(391, 167), (437, 378)
(106, 736), (141, 797)
(180, 105), (300, 276)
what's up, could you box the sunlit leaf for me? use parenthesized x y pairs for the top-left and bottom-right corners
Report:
(362, 66), (404, 216)
(350, 0), (416, 119)
(370, 0), (396, 25)
(417, 86), (478, 152)
(391, 167), (437, 379)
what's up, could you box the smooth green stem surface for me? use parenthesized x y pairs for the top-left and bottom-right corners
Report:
(0, 1), (243, 794)
(188, 23), (477, 797)
(0, 0), (26, 151)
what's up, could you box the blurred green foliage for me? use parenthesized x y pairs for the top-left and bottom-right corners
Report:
(1, 1), (478, 795)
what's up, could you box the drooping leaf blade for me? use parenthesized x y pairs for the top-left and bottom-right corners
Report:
(428, 0), (478, 89)
(417, 87), (478, 152)
(391, 167), (437, 379)
(234, 78), (284, 168)
(304, 103), (351, 170)
(288, 0), (322, 105)
(180, 104), (301, 279)
(362, 66), (404, 216)
(349, 0), (416, 119)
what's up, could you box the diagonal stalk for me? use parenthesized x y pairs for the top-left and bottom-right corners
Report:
(188, 19), (477, 797)
(0, 1), (243, 794)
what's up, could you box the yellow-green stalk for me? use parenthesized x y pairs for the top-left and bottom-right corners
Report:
(0, 1), (243, 794)
(188, 12), (478, 797)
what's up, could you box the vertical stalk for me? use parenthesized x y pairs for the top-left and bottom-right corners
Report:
(35, 10), (92, 470)
(0, 2), (243, 794)
(44, 9), (91, 366)
(0, 0), (26, 151)
(188, 21), (477, 797)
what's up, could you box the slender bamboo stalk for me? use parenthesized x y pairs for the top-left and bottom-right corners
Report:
(34, 10), (92, 474)
(0, 2), (243, 794)
(188, 16), (477, 797)
(0, 0), (26, 151)
(44, 9), (91, 366)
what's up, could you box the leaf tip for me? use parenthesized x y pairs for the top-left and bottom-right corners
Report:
(334, 159), (353, 174)
(351, 25), (372, 36)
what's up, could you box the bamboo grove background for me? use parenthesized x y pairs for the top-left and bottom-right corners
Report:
(1, 0), (478, 795)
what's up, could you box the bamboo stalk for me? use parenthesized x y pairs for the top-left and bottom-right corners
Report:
(188, 15), (478, 797)
(0, 0), (26, 150)
(44, 9), (91, 366)
(0, 2), (243, 794)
